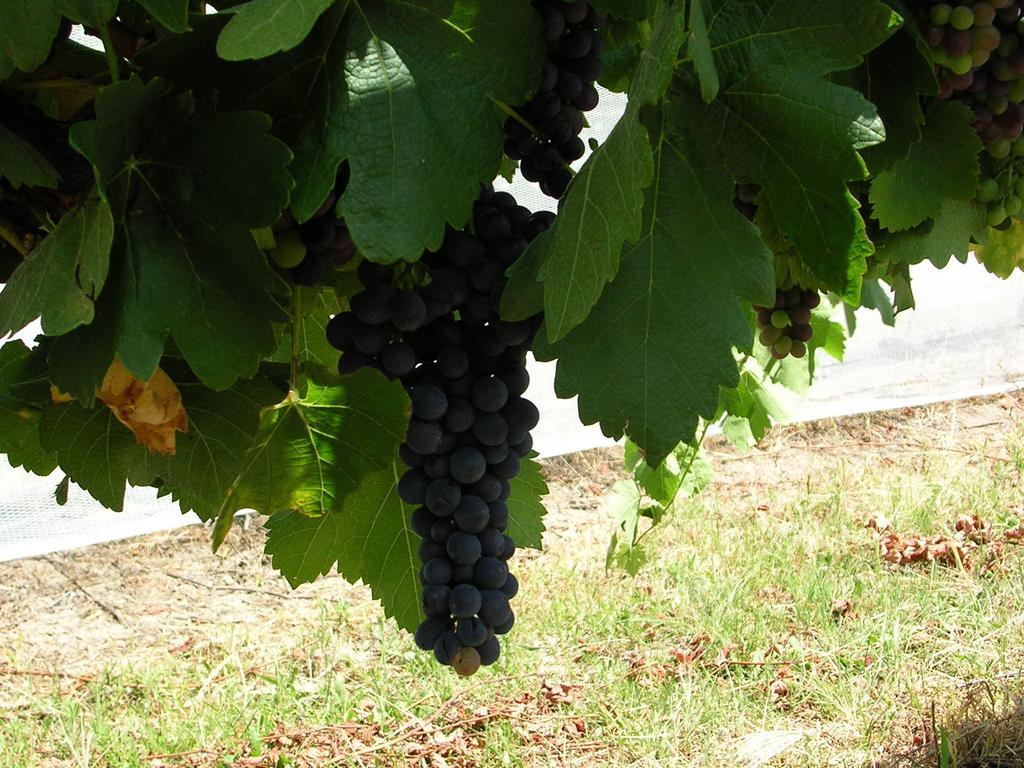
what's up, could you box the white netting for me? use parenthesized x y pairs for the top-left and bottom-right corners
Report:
(2, 88), (1023, 561)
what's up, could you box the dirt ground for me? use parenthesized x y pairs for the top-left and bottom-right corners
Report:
(1, 393), (1020, 674)
(1, 392), (1022, 767)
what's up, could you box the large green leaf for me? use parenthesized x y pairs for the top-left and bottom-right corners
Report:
(61, 76), (292, 397)
(535, 109), (775, 464)
(158, 373), (284, 520)
(0, 342), (58, 475)
(269, 286), (342, 371)
(874, 199), (987, 269)
(39, 399), (164, 511)
(674, 0), (897, 301)
(265, 463), (422, 632)
(141, 2), (544, 262)
(137, 0), (191, 32)
(0, 1), (62, 79)
(835, 22), (938, 173)
(870, 102), (981, 232)
(0, 200), (113, 338)
(217, 0), (338, 60)
(39, 368), (281, 513)
(60, 0), (119, 26)
(265, 451), (549, 630)
(521, 4), (687, 342)
(0, 124), (60, 189)
(212, 370), (409, 549)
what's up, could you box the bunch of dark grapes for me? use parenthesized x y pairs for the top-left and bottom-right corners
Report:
(326, 186), (551, 675)
(910, 1), (1024, 226)
(753, 287), (819, 360)
(270, 165), (356, 285)
(503, 1), (605, 199)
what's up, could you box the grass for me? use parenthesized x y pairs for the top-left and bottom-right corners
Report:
(1, 398), (1024, 767)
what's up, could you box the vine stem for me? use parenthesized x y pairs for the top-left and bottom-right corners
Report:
(97, 24), (122, 83)
(0, 215), (30, 258)
(631, 420), (712, 549)
(289, 288), (301, 393)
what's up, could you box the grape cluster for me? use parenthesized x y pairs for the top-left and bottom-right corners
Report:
(271, 165), (356, 286)
(327, 186), (550, 675)
(753, 288), (819, 360)
(911, 1), (1024, 226)
(503, 0), (605, 199)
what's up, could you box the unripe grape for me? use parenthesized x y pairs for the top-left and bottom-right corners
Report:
(790, 341), (808, 359)
(773, 336), (794, 358)
(978, 177), (1000, 202)
(973, 24), (1001, 52)
(949, 53), (974, 74)
(925, 25), (947, 47)
(759, 327), (784, 346)
(930, 2), (954, 24)
(950, 5), (975, 29)
(988, 138), (1012, 158)
(770, 310), (790, 329)
(988, 203), (1008, 226)
(269, 229), (307, 269)
(973, 3), (997, 26)
(1005, 193), (1022, 215)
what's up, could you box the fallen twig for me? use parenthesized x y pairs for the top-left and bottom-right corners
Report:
(42, 556), (124, 624)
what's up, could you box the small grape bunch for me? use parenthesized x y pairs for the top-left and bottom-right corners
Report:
(753, 287), (820, 360)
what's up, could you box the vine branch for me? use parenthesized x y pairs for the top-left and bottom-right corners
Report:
(0, 214), (31, 258)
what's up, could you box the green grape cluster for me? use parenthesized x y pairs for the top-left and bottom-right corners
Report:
(910, 1), (1024, 227)
(754, 288), (819, 361)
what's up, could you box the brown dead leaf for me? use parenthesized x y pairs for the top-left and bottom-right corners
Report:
(98, 358), (187, 455)
(830, 600), (852, 621)
(51, 357), (188, 455)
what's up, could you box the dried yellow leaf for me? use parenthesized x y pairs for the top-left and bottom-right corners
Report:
(98, 358), (188, 456)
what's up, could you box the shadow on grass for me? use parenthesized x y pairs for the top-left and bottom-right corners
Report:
(881, 680), (1024, 768)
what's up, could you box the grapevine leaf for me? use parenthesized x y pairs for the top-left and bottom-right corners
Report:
(269, 286), (342, 371)
(685, 0), (718, 102)
(860, 278), (896, 326)
(674, 0), (897, 301)
(625, 440), (710, 507)
(60, 0), (119, 27)
(39, 400), (164, 511)
(975, 220), (1024, 279)
(0, 1), (62, 78)
(0, 341), (58, 475)
(38, 369), (281, 514)
(0, 124), (60, 189)
(216, 0), (338, 61)
(535, 109), (775, 465)
(136, 0), (191, 32)
(155, 371), (283, 521)
(211, 370), (408, 550)
(0, 199), (114, 338)
(67, 75), (292, 391)
(506, 455), (547, 551)
(265, 462), (421, 632)
(836, 24), (938, 173)
(530, 4), (688, 342)
(870, 102), (981, 232)
(875, 199), (987, 268)
(140, 3), (544, 262)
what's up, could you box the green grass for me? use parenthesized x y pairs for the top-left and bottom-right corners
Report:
(2, 403), (1023, 767)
